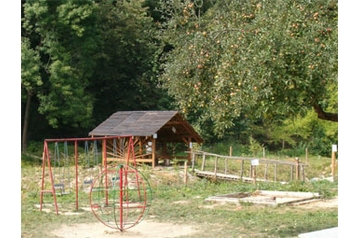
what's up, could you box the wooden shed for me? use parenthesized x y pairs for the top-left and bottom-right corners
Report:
(88, 111), (203, 167)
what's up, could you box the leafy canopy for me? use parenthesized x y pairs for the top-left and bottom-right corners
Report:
(156, 0), (338, 136)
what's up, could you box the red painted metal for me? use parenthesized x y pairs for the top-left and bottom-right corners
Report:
(39, 135), (151, 231)
(40, 141), (59, 214)
(75, 140), (79, 210)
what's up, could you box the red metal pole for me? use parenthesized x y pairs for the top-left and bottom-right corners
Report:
(75, 140), (79, 210)
(39, 142), (47, 212)
(103, 138), (109, 206)
(47, 142), (59, 214)
(40, 141), (59, 214)
(119, 165), (124, 231)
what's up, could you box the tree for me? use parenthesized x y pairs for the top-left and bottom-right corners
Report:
(21, 0), (99, 150)
(156, 0), (338, 136)
(21, 37), (42, 151)
(88, 0), (171, 123)
(21, 0), (171, 150)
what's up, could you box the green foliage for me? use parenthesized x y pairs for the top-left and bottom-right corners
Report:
(22, 0), (98, 129)
(248, 136), (263, 157)
(21, 0), (172, 145)
(21, 0), (338, 160)
(157, 0), (338, 136)
(21, 37), (42, 96)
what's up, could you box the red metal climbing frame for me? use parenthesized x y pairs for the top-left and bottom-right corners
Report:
(39, 135), (135, 213)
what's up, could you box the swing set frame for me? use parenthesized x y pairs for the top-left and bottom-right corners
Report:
(39, 135), (136, 215)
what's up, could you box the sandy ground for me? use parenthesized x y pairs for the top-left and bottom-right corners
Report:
(50, 197), (337, 238)
(51, 220), (200, 238)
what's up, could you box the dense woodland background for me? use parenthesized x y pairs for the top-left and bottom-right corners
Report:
(21, 0), (338, 157)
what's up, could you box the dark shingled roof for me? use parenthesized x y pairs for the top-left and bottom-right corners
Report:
(89, 111), (203, 143)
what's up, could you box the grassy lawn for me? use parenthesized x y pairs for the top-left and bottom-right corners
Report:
(21, 155), (338, 238)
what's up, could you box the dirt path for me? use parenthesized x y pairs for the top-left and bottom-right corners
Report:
(51, 220), (200, 238)
(50, 197), (337, 238)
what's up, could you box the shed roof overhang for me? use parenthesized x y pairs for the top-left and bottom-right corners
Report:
(88, 111), (203, 144)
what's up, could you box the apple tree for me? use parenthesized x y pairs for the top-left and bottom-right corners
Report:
(156, 0), (338, 136)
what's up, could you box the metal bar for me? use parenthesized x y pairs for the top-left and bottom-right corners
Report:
(44, 135), (132, 143)
(75, 140), (79, 210)
(119, 165), (124, 231)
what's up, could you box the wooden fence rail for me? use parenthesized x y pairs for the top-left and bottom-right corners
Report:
(189, 150), (307, 183)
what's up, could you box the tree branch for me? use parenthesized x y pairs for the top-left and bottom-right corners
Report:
(312, 103), (338, 122)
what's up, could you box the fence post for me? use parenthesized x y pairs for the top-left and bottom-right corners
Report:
(295, 157), (300, 180)
(331, 144), (337, 181)
(214, 156), (218, 179)
(252, 165), (257, 185)
(184, 161), (188, 185)
(201, 153), (206, 171)
(306, 148), (308, 164)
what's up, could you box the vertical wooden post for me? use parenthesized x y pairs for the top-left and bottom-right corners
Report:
(295, 157), (300, 180)
(331, 144), (337, 180)
(225, 146), (231, 175)
(240, 160), (244, 180)
(139, 139), (143, 155)
(184, 161), (188, 185)
(152, 137), (156, 168)
(188, 138), (192, 164)
(305, 148), (308, 164)
(102, 138), (106, 167)
(201, 153), (206, 171)
(253, 166), (256, 185)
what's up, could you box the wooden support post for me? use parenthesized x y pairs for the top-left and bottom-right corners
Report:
(331, 145), (337, 180)
(188, 139), (192, 164)
(184, 161), (188, 185)
(263, 147), (265, 158)
(240, 160), (244, 180)
(139, 140), (143, 155)
(306, 148), (308, 165)
(225, 146), (231, 175)
(201, 154), (206, 171)
(152, 137), (156, 168)
(295, 157), (300, 180)
(252, 166), (257, 185)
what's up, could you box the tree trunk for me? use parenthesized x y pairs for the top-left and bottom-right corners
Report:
(312, 103), (338, 122)
(22, 91), (32, 152)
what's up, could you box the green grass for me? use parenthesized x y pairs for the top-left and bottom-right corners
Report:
(21, 150), (338, 238)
